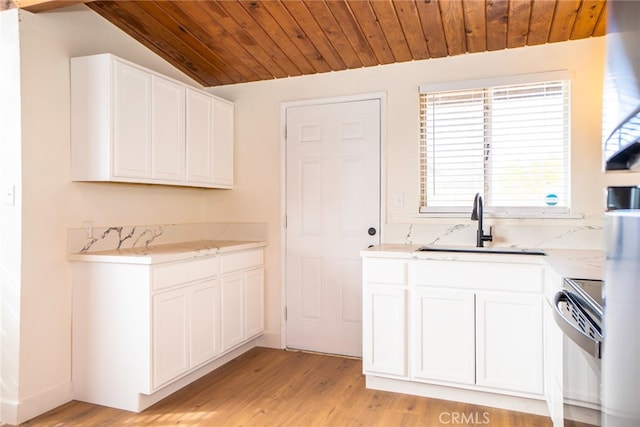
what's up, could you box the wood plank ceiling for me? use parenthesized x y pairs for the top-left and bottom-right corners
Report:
(14, 0), (608, 87)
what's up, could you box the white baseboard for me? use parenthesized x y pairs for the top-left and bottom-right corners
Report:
(366, 375), (549, 417)
(1, 381), (72, 426)
(565, 403), (601, 426)
(257, 332), (283, 349)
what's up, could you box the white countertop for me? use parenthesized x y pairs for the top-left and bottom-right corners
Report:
(361, 244), (603, 280)
(68, 240), (267, 264)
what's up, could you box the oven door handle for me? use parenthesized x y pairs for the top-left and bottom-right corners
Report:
(552, 290), (602, 358)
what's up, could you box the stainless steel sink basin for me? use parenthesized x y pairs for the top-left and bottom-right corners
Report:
(416, 246), (546, 256)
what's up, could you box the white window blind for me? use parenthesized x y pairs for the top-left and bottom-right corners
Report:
(419, 78), (571, 215)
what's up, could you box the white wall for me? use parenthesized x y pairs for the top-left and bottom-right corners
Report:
(0, 6), (218, 424)
(0, 9), (23, 423)
(206, 36), (611, 350)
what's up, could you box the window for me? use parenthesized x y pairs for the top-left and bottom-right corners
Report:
(419, 72), (571, 216)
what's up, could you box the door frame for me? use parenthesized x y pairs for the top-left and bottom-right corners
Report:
(279, 92), (387, 350)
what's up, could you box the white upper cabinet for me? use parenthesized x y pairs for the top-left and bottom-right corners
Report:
(112, 60), (153, 179)
(151, 75), (185, 182)
(71, 53), (233, 189)
(212, 98), (234, 187)
(185, 89), (234, 187)
(185, 88), (214, 184)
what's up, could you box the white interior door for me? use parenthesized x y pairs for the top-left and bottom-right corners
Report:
(285, 98), (381, 357)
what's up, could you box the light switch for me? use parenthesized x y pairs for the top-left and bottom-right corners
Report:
(83, 221), (94, 239)
(393, 192), (404, 208)
(4, 185), (15, 206)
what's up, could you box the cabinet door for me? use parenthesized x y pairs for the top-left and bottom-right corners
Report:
(362, 284), (407, 377)
(564, 335), (601, 407)
(544, 268), (564, 425)
(113, 60), (152, 179)
(476, 292), (543, 394)
(244, 268), (264, 339)
(153, 288), (189, 389)
(190, 279), (221, 368)
(412, 288), (475, 385)
(152, 76), (185, 182)
(221, 273), (244, 351)
(185, 88), (214, 184)
(212, 98), (234, 187)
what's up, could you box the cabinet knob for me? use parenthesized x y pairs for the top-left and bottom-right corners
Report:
(368, 227), (377, 236)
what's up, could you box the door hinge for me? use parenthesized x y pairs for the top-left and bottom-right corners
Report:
(284, 215), (287, 229)
(284, 306), (288, 321)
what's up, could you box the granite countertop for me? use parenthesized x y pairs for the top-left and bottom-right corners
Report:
(68, 240), (267, 264)
(361, 244), (603, 281)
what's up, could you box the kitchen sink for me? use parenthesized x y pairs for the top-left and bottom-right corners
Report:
(416, 246), (546, 256)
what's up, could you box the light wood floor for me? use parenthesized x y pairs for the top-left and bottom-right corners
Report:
(18, 347), (552, 426)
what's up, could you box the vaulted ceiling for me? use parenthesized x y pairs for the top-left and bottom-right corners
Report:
(7, 0), (607, 87)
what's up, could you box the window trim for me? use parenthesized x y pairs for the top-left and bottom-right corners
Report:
(419, 70), (572, 95)
(419, 71), (572, 218)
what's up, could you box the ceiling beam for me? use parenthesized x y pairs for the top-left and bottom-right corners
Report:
(1, 0), (93, 13)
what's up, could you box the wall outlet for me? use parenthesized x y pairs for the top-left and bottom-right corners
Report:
(83, 221), (93, 239)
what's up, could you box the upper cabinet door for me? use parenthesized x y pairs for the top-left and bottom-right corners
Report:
(151, 76), (185, 182)
(112, 60), (152, 179)
(185, 88), (235, 188)
(212, 98), (234, 188)
(185, 87), (214, 184)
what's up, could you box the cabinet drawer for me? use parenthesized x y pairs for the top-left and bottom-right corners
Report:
(153, 256), (218, 291)
(410, 260), (543, 293)
(363, 259), (407, 285)
(220, 248), (263, 274)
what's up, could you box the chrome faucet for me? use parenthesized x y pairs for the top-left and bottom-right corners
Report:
(471, 193), (493, 247)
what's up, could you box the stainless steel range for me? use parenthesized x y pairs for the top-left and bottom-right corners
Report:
(553, 278), (604, 425)
(553, 278), (604, 359)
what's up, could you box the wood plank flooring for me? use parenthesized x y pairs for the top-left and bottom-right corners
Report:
(18, 347), (552, 426)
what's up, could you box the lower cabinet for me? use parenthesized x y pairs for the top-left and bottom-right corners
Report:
(362, 255), (546, 402)
(153, 278), (222, 389)
(412, 288), (475, 385)
(153, 286), (190, 388)
(475, 291), (543, 394)
(411, 288), (543, 394)
(220, 249), (265, 352)
(190, 280), (222, 368)
(362, 284), (407, 377)
(244, 268), (265, 338)
(71, 247), (264, 412)
(221, 273), (245, 351)
(362, 258), (408, 378)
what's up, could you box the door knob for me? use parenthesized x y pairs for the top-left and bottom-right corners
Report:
(368, 227), (377, 236)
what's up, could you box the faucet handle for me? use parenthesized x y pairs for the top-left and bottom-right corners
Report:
(483, 226), (493, 242)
